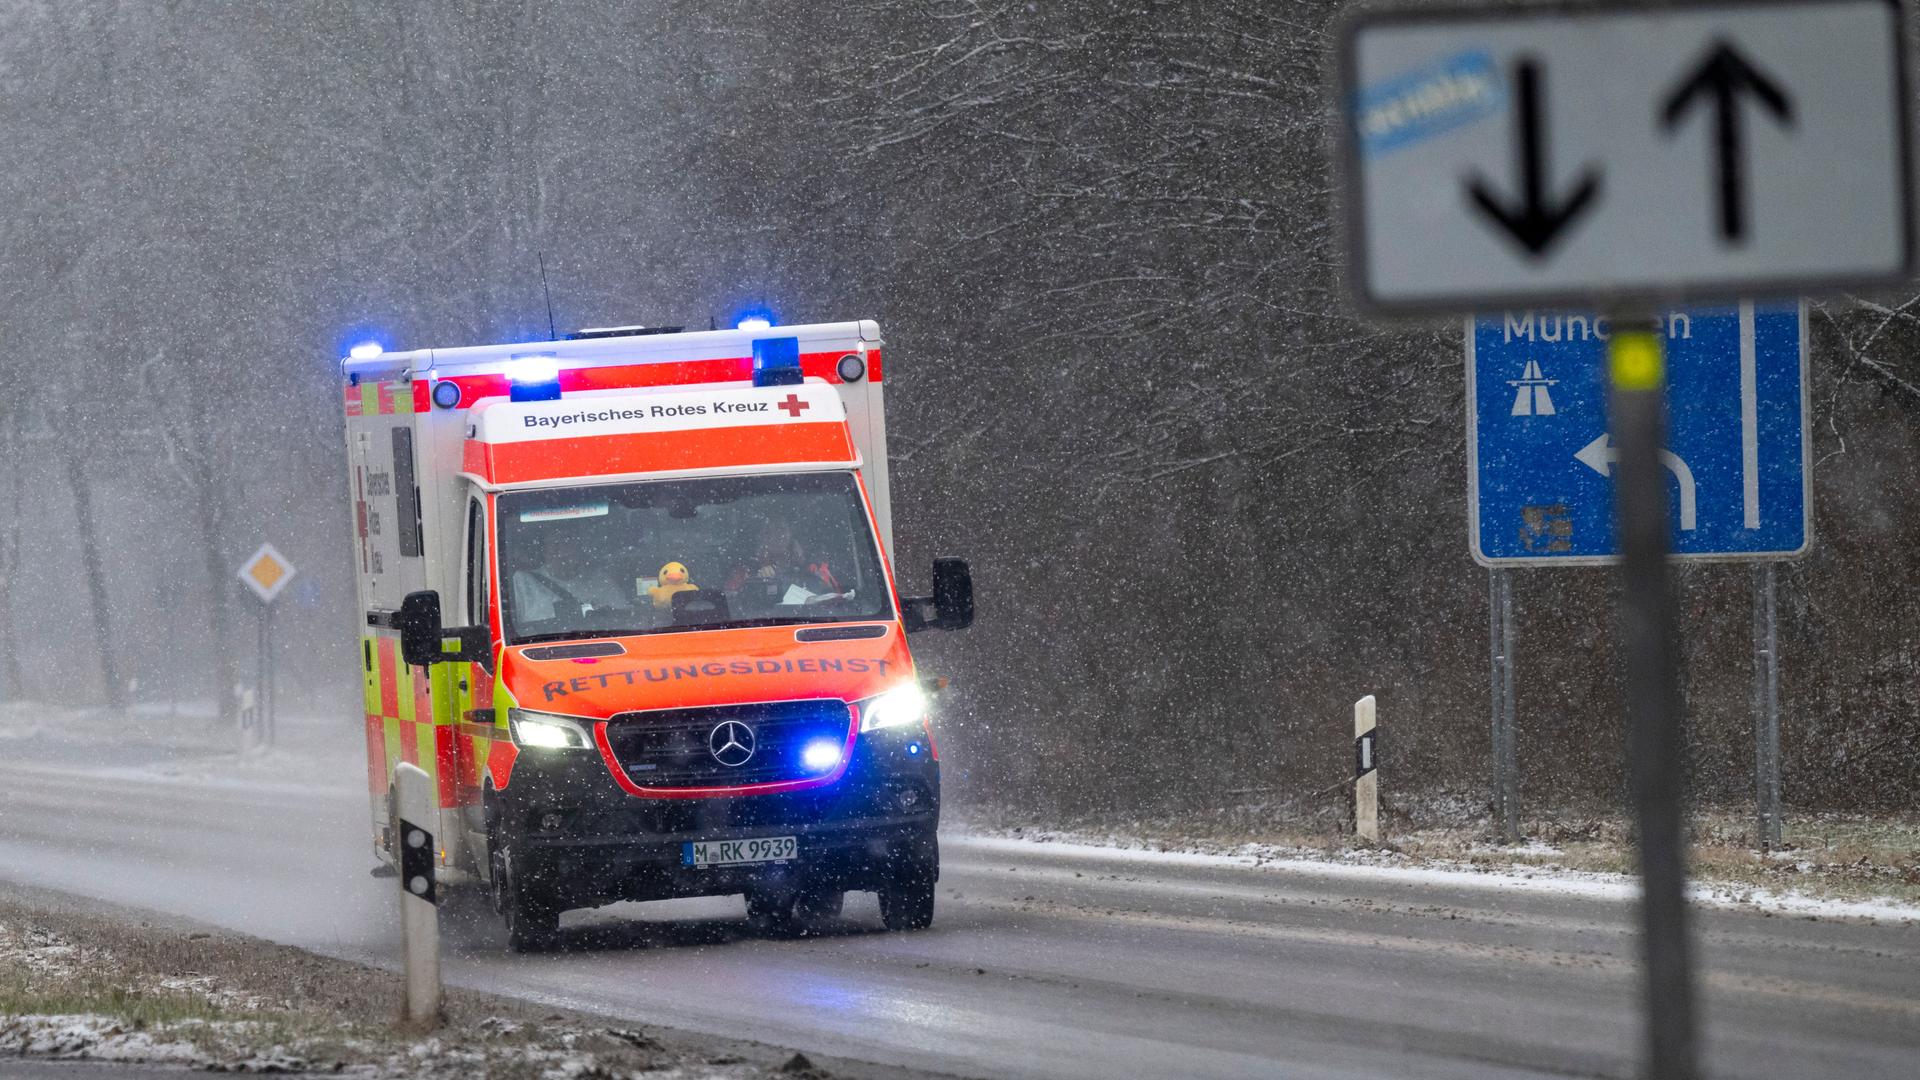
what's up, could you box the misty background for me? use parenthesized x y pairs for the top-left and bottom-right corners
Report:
(0, 0), (1915, 820)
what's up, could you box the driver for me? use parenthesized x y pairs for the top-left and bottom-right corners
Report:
(510, 525), (632, 621)
(724, 519), (841, 598)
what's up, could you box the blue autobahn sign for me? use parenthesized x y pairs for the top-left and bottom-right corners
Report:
(1468, 301), (1808, 565)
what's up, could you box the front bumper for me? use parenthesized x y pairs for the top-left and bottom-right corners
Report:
(496, 727), (939, 908)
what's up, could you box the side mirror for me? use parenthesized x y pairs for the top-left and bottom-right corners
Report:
(931, 557), (974, 631)
(395, 591), (443, 667)
(394, 590), (490, 667)
(903, 558), (974, 633)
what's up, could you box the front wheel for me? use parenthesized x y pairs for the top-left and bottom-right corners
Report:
(878, 848), (937, 931)
(491, 837), (560, 953)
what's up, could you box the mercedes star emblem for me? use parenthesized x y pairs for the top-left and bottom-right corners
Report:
(709, 720), (756, 767)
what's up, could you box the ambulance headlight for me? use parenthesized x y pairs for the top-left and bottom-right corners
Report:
(858, 684), (928, 733)
(507, 709), (591, 750)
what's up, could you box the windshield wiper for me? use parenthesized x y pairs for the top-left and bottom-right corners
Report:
(691, 614), (881, 630)
(512, 613), (885, 644)
(513, 628), (652, 645)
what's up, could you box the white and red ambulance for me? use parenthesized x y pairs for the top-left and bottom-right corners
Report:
(342, 320), (972, 951)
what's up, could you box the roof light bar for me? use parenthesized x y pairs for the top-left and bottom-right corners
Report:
(565, 325), (684, 340)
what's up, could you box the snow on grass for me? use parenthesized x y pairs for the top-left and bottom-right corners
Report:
(1, 903), (808, 1079)
(153, 973), (270, 1013)
(0, 923), (87, 976)
(950, 830), (1920, 923)
(0, 1008), (781, 1079)
(0, 1014), (215, 1065)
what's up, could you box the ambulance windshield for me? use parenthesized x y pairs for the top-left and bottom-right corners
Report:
(495, 471), (891, 643)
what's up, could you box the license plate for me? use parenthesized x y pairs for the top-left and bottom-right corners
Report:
(682, 835), (797, 868)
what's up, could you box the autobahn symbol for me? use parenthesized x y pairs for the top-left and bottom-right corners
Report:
(1467, 301), (1807, 565)
(1338, 0), (1911, 313)
(1508, 360), (1556, 415)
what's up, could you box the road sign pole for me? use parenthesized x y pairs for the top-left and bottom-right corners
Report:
(236, 542), (295, 752)
(1753, 562), (1782, 850)
(264, 603), (277, 749)
(1608, 323), (1699, 1080)
(254, 601), (268, 749)
(1488, 568), (1520, 842)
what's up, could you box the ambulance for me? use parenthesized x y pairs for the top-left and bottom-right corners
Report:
(342, 320), (972, 951)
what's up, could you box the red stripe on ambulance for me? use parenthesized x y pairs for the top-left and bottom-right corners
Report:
(468, 422), (856, 485)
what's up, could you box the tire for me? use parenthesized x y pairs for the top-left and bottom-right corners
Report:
(878, 851), (937, 932)
(491, 835), (560, 954)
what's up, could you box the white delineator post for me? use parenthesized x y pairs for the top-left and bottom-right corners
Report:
(394, 763), (441, 1025)
(1354, 695), (1379, 843)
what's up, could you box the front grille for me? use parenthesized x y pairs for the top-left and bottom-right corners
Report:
(603, 699), (853, 790)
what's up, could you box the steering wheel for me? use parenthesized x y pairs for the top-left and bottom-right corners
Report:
(731, 575), (788, 613)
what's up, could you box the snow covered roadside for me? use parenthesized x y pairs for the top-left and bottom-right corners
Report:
(0, 887), (877, 1079)
(951, 829), (1920, 924)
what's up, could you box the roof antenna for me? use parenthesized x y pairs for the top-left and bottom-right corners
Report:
(537, 252), (558, 340)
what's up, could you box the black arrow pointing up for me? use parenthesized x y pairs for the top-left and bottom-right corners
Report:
(1466, 58), (1602, 258)
(1661, 40), (1794, 245)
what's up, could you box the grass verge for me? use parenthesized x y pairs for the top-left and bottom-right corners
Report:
(956, 796), (1920, 908)
(0, 883), (896, 1079)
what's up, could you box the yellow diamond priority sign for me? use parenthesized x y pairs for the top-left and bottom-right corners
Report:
(238, 543), (296, 605)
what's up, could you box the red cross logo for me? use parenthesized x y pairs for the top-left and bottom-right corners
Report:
(777, 393), (810, 418)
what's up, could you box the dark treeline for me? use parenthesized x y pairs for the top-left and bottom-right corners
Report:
(0, 1), (1915, 817)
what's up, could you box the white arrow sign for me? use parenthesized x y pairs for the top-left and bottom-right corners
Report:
(1575, 434), (1698, 531)
(1338, 0), (1912, 314)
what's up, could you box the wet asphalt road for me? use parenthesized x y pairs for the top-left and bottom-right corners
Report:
(0, 747), (1915, 1079)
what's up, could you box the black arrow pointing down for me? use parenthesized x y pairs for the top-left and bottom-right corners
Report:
(1466, 58), (1603, 258)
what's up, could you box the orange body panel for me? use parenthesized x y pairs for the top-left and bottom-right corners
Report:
(498, 623), (912, 719)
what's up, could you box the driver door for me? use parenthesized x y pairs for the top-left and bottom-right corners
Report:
(455, 490), (498, 838)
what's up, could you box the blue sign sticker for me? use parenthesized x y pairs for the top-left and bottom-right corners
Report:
(1468, 302), (1808, 565)
(1354, 49), (1504, 157)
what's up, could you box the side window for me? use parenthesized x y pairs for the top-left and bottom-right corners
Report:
(393, 427), (422, 558)
(465, 497), (489, 627)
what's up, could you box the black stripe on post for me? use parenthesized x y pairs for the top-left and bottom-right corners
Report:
(1355, 730), (1378, 778)
(399, 818), (437, 906)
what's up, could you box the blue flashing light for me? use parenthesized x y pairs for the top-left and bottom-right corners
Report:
(906, 742), (923, 757)
(751, 336), (803, 387)
(348, 341), (384, 361)
(801, 738), (843, 773)
(507, 354), (562, 402)
(732, 305), (777, 331)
